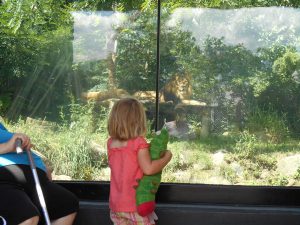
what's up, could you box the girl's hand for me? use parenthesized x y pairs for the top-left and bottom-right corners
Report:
(162, 150), (172, 162)
(160, 150), (172, 162)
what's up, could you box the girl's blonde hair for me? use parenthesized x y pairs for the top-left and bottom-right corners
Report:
(108, 97), (147, 141)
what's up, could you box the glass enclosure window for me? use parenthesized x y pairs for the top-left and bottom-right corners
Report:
(1, 1), (300, 186)
(159, 5), (300, 185)
(0, 1), (158, 181)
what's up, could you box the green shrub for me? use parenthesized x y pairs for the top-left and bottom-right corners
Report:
(219, 165), (238, 184)
(0, 94), (12, 116)
(246, 108), (289, 143)
(234, 131), (258, 158)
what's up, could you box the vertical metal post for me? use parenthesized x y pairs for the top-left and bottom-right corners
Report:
(155, 0), (161, 132)
(26, 149), (51, 225)
(15, 139), (51, 225)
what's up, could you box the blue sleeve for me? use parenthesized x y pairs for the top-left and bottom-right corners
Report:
(0, 123), (14, 144)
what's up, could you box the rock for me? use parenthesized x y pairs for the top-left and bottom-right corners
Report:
(81, 89), (129, 102)
(52, 173), (72, 180)
(207, 176), (231, 185)
(90, 141), (106, 155)
(230, 162), (243, 177)
(277, 154), (300, 177)
(212, 150), (226, 166)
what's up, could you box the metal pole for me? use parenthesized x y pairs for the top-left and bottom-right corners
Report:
(155, 0), (161, 132)
(16, 139), (51, 225)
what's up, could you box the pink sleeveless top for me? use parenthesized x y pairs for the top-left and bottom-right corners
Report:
(107, 136), (149, 212)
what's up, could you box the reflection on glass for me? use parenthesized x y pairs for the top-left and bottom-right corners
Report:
(167, 7), (300, 51)
(72, 11), (126, 63)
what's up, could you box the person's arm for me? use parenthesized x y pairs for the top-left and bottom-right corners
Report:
(46, 165), (53, 181)
(0, 133), (32, 154)
(138, 148), (172, 175)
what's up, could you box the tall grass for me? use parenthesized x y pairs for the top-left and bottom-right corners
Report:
(246, 107), (290, 143)
(3, 103), (300, 185)
(7, 102), (109, 180)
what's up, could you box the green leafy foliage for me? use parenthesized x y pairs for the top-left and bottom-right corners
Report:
(0, 0), (73, 120)
(246, 107), (290, 143)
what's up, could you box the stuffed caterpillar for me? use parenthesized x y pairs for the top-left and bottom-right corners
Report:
(136, 127), (169, 216)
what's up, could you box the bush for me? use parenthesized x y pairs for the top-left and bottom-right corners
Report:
(234, 131), (258, 158)
(246, 107), (290, 143)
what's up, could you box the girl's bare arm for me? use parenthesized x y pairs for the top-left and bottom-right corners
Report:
(138, 148), (172, 175)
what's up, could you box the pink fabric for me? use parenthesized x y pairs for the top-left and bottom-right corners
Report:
(110, 211), (158, 225)
(108, 136), (149, 212)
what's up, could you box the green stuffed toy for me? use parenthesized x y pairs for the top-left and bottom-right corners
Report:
(136, 127), (169, 216)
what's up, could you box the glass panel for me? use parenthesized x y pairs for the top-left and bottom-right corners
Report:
(159, 3), (300, 185)
(0, 1), (157, 181)
(1, 1), (300, 187)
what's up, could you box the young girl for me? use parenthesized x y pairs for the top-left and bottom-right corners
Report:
(107, 97), (172, 225)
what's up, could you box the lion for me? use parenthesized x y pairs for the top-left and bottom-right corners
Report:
(160, 73), (192, 104)
(132, 73), (193, 104)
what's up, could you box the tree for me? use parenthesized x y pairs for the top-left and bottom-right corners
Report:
(0, 0), (73, 119)
(255, 49), (300, 134)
